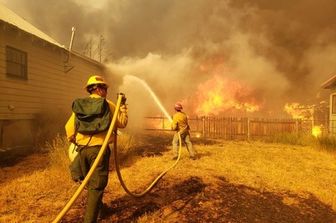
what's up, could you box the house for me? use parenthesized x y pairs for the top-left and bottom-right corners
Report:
(321, 74), (336, 135)
(0, 4), (106, 150)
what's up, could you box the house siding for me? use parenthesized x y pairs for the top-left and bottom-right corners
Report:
(0, 24), (105, 149)
(1, 26), (104, 120)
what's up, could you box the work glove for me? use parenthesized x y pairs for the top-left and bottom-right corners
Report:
(120, 104), (128, 113)
(118, 92), (127, 105)
(121, 95), (127, 105)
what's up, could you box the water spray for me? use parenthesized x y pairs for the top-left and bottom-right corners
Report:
(124, 75), (172, 122)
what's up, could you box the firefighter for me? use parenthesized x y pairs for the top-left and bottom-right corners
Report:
(171, 102), (196, 160)
(65, 75), (128, 223)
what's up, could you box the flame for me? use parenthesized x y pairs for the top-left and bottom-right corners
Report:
(191, 75), (260, 116)
(284, 103), (313, 120)
(312, 125), (322, 138)
(196, 87), (224, 115)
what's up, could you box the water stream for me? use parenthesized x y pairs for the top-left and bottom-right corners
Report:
(124, 75), (173, 122)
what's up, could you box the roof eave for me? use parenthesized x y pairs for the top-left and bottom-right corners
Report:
(0, 20), (104, 68)
(321, 74), (336, 89)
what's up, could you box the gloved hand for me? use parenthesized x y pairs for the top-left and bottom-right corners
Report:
(118, 93), (127, 105)
(121, 95), (127, 105)
(120, 104), (128, 113)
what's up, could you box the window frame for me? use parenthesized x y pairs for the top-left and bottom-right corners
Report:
(6, 45), (28, 80)
(332, 94), (336, 114)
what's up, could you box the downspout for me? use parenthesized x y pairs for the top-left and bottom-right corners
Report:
(64, 27), (75, 73)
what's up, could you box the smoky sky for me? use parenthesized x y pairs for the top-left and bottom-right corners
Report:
(2, 0), (336, 117)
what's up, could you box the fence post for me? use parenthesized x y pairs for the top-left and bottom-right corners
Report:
(247, 117), (250, 140)
(230, 117), (232, 140)
(202, 116), (205, 138)
(221, 117), (224, 138)
(0, 120), (3, 148)
(207, 116), (210, 137)
(162, 116), (165, 129)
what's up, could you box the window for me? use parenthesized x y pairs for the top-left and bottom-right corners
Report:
(6, 46), (27, 79)
(332, 94), (336, 114)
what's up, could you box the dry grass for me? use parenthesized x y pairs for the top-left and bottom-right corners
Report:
(0, 136), (76, 223)
(1, 133), (336, 222)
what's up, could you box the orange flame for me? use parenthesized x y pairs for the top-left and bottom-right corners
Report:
(312, 125), (322, 138)
(190, 75), (260, 116)
(284, 103), (313, 120)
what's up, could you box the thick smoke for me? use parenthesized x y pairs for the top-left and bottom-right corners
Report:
(2, 0), (336, 120)
(107, 51), (195, 130)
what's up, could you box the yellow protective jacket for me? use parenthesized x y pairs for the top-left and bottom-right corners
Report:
(65, 94), (128, 146)
(171, 111), (190, 134)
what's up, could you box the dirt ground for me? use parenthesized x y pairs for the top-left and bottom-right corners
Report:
(1, 135), (336, 223)
(63, 177), (336, 223)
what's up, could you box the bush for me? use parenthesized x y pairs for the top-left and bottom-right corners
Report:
(315, 135), (336, 151)
(45, 134), (70, 170)
(260, 132), (336, 152)
(263, 132), (314, 146)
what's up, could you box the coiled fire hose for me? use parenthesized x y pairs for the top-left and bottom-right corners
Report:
(52, 93), (182, 222)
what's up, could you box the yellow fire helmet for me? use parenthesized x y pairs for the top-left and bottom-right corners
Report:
(68, 143), (78, 162)
(85, 75), (109, 90)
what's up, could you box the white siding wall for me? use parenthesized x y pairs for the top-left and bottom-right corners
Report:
(0, 24), (105, 148)
(0, 26), (104, 120)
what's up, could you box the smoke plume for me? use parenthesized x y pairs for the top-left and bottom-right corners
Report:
(2, 0), (336, 122)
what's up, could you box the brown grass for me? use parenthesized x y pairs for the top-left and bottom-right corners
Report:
(1, 133), (336, 222)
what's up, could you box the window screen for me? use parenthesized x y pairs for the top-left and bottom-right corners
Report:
(6, 46), (27, 79)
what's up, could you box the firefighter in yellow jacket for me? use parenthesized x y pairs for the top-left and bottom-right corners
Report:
(65, 75), (128, 223)
(171, 102), (196, 160)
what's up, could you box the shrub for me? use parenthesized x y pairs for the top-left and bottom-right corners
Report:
(263, 132), (314, 146)
(315, 135), (336, 151)
(45, 134), (70, 170)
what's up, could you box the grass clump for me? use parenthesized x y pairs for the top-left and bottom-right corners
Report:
(46, 134), (71, 170)
(262, 132), (314, 146)
(262, 132), (336, 152)
(315, 135), (336, 151)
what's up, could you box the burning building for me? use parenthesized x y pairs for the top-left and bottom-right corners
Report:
(0, 3), (106, 150)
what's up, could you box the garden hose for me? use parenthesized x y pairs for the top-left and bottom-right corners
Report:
(52, 94), (123, 223)
(112, 131), (182, 197)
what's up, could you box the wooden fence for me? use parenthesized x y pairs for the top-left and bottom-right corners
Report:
(144, 116), (317, 140)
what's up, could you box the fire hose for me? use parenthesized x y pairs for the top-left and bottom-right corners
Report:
(113, 131), (182, 197)
(52, 93), (182, 222)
